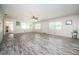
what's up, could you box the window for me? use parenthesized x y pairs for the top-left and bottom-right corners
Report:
(26, 23), (31, 29)
(30, 23), (34, 29)
(49, 22), (62, 30)
(55, 22), (62, 30)
(49, 22), (55, 29)
(21, 22), (31, 29)
(35, 23), (41, 29)
(21, 22), (26, 29)
(16, 21), (20, 26)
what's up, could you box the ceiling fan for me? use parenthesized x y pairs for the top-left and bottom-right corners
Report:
(32, 16), (38, 20)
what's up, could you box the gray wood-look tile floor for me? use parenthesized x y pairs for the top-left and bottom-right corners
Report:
(0, 32), (79, 55)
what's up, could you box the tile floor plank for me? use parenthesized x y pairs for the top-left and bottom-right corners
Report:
(0, 32), (79, 55)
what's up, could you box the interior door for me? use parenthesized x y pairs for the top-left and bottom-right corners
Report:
(0, 19), (3, 43)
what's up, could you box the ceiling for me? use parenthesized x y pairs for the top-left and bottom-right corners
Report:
(0, 4), (79, 21)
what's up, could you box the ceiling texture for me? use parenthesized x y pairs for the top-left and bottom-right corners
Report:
(0, 4), (79, 21)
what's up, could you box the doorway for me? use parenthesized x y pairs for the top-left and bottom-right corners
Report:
(5, 21), (14, 34)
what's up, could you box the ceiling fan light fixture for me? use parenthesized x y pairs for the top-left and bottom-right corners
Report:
(31, 16), (39, 22)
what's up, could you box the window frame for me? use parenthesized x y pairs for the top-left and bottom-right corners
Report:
(49, 22), (62, 30)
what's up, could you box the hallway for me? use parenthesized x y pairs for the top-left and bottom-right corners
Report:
(0, 32), (79, 55)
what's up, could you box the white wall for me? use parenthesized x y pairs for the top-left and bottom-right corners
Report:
(6, 14), (79, 38)
(13, 21), (33, 33)
(38, 14), (79, 38)
(5, 19), (33, 33)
